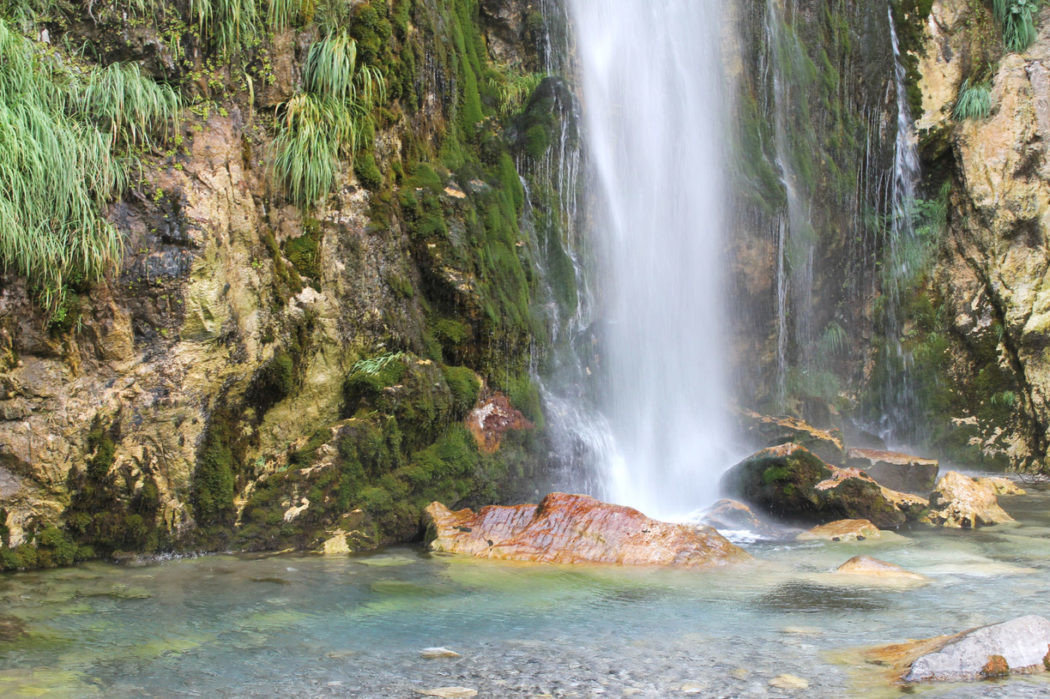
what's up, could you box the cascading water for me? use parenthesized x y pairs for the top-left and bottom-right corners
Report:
(569, 0), (732, 517)
(876, 6), (923, 443)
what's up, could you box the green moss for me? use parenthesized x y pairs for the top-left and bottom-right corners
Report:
(354, 151), (384, 190)
(441, 365), (480, 417)
(191, 416), (237, 528)
(762, 465), (792, 485)
(284, 219), (322, 285)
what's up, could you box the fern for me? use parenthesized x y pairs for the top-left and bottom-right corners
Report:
(953, 80), (992, 120)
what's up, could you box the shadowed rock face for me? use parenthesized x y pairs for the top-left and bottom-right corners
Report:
(845, 448), (939, 495)
(738, 411), (846, 464)
(423, 493), (750, 568)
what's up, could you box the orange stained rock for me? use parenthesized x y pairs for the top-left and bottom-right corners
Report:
(465, 393), (532, 454)
(424, 493), (750, 567)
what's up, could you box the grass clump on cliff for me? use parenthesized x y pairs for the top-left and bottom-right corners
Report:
(271, 30), (384, 206)
(994, 0), (1042, 52)
(0, 19), (179, 313)
(953, 80), (992, 120)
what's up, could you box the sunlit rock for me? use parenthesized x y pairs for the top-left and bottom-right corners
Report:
(844, 448), (938, 495)
(796, 519), (880, 542)
(738, 410), (845, 464)
(873, 615), (1050, 683)
(975, 476), (1026, 497)
(835, 555), (927, 583)
(721, 444), (923, 528)
(420, 647), (461, 659)
(423, 493), (749, 567)
(922, 471), (1014, 528)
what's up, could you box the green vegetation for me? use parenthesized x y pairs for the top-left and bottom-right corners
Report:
(994, 0), (1043, 52)
(953, 80), (992, 120)
(271, 30), (385, 206)
(0, 19), (178, 313)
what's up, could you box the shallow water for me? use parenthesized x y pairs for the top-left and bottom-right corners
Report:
(3, 484), (1050, 697)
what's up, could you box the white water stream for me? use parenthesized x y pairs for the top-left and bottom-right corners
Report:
(568, 0), (732, 518)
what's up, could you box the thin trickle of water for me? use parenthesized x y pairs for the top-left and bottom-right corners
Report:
(569, 0), (732, 518)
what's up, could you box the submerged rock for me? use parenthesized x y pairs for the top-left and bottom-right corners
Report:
(423, 493), (749, 567)
(922, 471), (1014, 528)
(420, 647), (461, 659)
(738, 410), (845, 464)
(768, 674), (809, 690)
(835, 556), (927, 583)
(900, 615), (1050, 683)
(699, 498), (795, 540)
(844, 448), (938, 495)
(416, 688), (478, 698)
(796, 519), (879, 542)
(720, 444), (922, 529)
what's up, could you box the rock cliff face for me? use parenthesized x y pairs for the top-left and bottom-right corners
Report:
(907, 1), (1050, 470)
(0, 0), (580, 568)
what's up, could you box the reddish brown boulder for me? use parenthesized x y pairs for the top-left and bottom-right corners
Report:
(423, 493), (749, 567)
(465, 394), (532, 453)
(922, 471), (1014, 528)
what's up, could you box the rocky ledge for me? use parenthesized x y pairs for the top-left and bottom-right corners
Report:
(423, 493), (750, 568)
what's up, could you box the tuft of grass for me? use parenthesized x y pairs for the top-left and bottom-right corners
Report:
(271, 30), (384, 207)
(953, 80), (992, 120)
(994, 0), (1042, 52)
(188, 0), (259, 55)
(0, 19), (179, 313)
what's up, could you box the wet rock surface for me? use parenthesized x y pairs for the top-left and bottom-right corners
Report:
(739, 410), (846, 464)
(902, 616), (1050, 683)
(721, 444), (920, 529)
(699, 499), (796, 540)
(797, 519), (880, 542)
(834, 556), (928, 583)
(844, 448), (939, 495)
(423, 493), (750, 568)
(923, 471), (1014, 528)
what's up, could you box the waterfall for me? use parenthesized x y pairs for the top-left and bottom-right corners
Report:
(568, 0), (731, 518)
(878, 6), (922, 442)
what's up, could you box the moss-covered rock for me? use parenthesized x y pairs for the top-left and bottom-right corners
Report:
(721, 444), (911, 529)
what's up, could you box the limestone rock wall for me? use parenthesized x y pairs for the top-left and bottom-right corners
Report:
(0, 0), (576, 567)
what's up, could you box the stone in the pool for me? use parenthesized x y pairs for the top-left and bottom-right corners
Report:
(738, 409), (845, 464)
(884, 615), (1050, 682)
(720, 444), (925, 528)
(416, 688), (478, 698)
(768, 674), (809, 690)
(423, 493), (749, 567)
(700, 499), (793, 539)
(922, 471), (1014, 528)
(844, 448), (938, 495)
(835, 556), (927, 582)
(678, 681), (705, 694)
(420, 647), (461, 659)
(796, 519), (879, 542)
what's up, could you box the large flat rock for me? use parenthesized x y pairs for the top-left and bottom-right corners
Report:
(738, 410), (846, 464)
(423, 493), (749, 567)
(845, 448), (938, 495)
(903, 616), (1050, 682)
